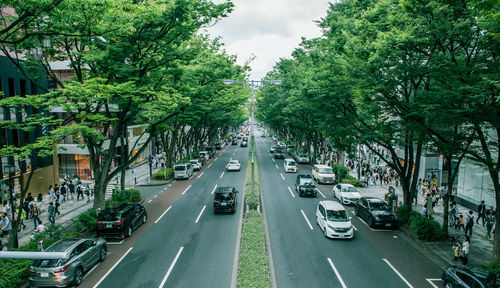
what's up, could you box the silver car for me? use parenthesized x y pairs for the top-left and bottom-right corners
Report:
(29, 238), (107, 287)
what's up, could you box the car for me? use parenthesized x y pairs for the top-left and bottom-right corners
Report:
(240, 141), (248, 147)
(226, 160), (241, 171)
(295, 174), (317, 197)
(277, 141), (286, 149)
(312, 164), (336, 184)
(206, 146), (216, 158)
(333, 183), (362, 205)
(213, 186), (239, 213)
(199, 151), (210, 162)
(316, 201), (354, 239)
(295, 152), (309, 164)
(174, 163), (194, 180)
(96, 203), (147, 239)
(442, 265), (499, 288)
(215, 142), (223, 150)
(283, 158), (297, 173)
(286, 145), (296, 154)
(269, 146), (276, 153)
(29, 238), (108, 287)
(189, 159), (201, 171)
(232, 139), (238, 145)
(261, 134), (265, 137)
(237, 135), (241, 140)
(354, 197), (398, 228)
(274, 152), (285, 159)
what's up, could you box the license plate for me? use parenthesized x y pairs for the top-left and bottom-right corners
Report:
(40, 272), (49, 278)
(288, 169), (292, 172)
(106, 224), (112, 228)
(385, 224), (391, 227)
(221, 203), (226, 206)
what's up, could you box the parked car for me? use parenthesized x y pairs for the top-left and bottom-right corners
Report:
(174, 163), (193, 180)
(283, 158), (297, 173)
(355, 197), (398, 228)
(286, 145), (295, 154)
(274, 152), (285, 159)
(232, 139), (238, 145)
(189, 159), (202, 171)
(277, 141), (286, 149)
(295, 174), (317, 197)
(316, 201), (353, 239)
(333, 183), (362, 205)
(199, 151), (210, 162)
(96, 203), (147, 239)
(206, 146), (216, 158)
(29, 238), (108, 287)
(240, 140), (248, 147)
(269, 146), (276, 153)
(226, 160), (241, 171)
(442, 265), (499, 288)
(213, 186), (239, 213)
(295, 152), (309, 164)
(215, 142), (223, 150)
(312, 164), (336, 184)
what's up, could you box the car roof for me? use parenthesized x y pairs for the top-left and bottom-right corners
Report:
(320, 200), (346, 211)
(285, 158), (295, 161)
(189, 159), (199, 162)
(298, 174), (312, 179)
(215, 186), (235, 193)
(364, 197), (385, 203)
(230, 160), (239, 163)
(101, 203), (134, 213)
(339, 183), (355, 188)
(46, 238), (83, 253)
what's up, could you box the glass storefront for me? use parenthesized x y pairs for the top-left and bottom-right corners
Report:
(457, 158), (496, 208)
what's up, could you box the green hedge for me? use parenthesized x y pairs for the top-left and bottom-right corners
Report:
(396, 205), (411, 224)
(342, 178), (365, 187)
(153, 168), (174, 180)
(73, 208), (97, 234)
(106, 189), (142, 207)
(332, 164), (349, 182)
(408, 212), (447, 241)
(482, 261), (500, 275)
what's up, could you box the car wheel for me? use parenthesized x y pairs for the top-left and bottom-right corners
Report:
(444, 282), (453, 288)
(127, 226), (133, 238)
(323, 226), (328, 238)
(354, 207), (359, 216)
(368, 217), (375, 227)
(142, 214), (147, 224)
(99, 247), (107, 262)
(73, 267), (83, 286)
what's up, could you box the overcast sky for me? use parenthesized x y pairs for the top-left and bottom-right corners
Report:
(205, 0), (332, 80)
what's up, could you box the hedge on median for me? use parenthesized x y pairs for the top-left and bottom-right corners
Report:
(105, 189), (142, 207)
(397, 206), (447, 241)
(153, 168), (174, 181)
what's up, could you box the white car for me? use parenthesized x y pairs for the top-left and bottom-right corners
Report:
(333, 183), (362, 205)
(226, 160), (241, 171)
(316, 201), (353, 239)
(189, 159), (201, 171)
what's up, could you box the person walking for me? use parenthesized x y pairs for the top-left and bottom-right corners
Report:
(460, 236), (470, 265)
(465, 210), (474, 237)
(32, 203), (41, 227)
(48, 202), (55, 225)
(60, 183), (67, 203)
(449, 202), (457, 227)
(54, 184), (60, 201)
(76, 184), (84, 201)
(425, 193), (433, 218)
(477, 200), (486, 226)
(0, 214), (11, 248)
(68, 181), (75, 200)
(456, 215), (465, 231)
(48, 185), (54, 201)
(486, 210), (495, 240)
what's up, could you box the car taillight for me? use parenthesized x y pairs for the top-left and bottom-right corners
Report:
(114, 218), (124, 226)
(53, 265), (70, 274)
(237, 164), (240, 167)
(227, 164), (230, 167)
(96, 221), (105, 226)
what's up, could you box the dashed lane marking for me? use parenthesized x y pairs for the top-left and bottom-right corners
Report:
(211, 185), (218, 194)
(300, 210), (314, 230)
(317, 189), (326, 198)
(220, 172), (225, 179)
(182, 185), (191, 195)
(275, 164), (279, 169)
(280, 173), (285, 180)
(158, 247), (184, 288)
(155, 206), (172, 224)
(148, 199), (152, 204)
(197, 172), (204, 179)
(287, 186), (295, 198)
(93, 247), (133, 288)
(195, 205), (206, 224)
(327, 258), (347, 288)
(383, 259), (413, 288)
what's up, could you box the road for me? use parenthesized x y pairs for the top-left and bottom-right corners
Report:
(256, 131), (444, 288)
(80, 143), (247, 288)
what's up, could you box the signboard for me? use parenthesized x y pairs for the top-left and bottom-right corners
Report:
(438, 155), (443, 171)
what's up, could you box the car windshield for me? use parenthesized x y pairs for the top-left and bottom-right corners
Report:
(174, 166), (186, 171)
(98, 212), (121, 221)
(299, 154), (307, 157)
(301, 179), (314, 185)
(215, 193), (233, 201)
(33, 258), (65, 268)
(287, 161), (296, 166)
(190, 160), (197, 165)
(230, 161), (238, 165)
(326, 210), (349, 222)
(319, 168), (333, 173)
(370, 202), (389, 211)
(341, 186), (358, 193)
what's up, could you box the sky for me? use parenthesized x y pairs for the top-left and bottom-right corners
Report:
(205, 0), (332, 80)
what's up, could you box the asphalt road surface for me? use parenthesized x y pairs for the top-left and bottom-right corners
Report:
(80, 143), (247, 288)
(256, 132), (444, 288)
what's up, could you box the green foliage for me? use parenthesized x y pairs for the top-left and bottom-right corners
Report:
(73, 208), (97, 233)
(396, 205), (411, 224)
(153, 169), (174, 180)
(106, 189), (142, 207)
(244, 149), (260, 210)
(331, 164), (349, 182)
(482, 261), (500, 276)
(237, 210), (270, 288)
(408, 212), (447, 241)
(341, 178), (365, 187)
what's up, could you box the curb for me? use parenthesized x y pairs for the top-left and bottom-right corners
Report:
(137, 179), (173, 187)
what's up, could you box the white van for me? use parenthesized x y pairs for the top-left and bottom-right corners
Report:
(312, 164), (336, 184)
(316, 200), (353, 239)
(283, 158), (297, 173)
(174, 163), (193, 180)
(199, 151), (210, 162)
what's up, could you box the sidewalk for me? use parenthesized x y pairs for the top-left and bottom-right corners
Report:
(351, 170), (493, 269)
(2, 161), (164, 248)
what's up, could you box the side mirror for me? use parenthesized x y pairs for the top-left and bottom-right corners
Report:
(92, 241), (97, 246)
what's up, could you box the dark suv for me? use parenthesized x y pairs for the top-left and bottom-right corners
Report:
(213, 186), (238, 213)
(295, 174), (317, 197)
(96, 203), (147, 239)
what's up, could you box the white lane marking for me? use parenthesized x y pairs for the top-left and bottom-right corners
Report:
(355, 215), (393, 232)
(393, 236), (398, 239)
(211, 184), (218, 194)
(327, 258), (347, 288)
(207, 163), (212, 169)
(107, 240), (125, 245)
(280, 173), (285, 180)
(148, 199), (153, 204)
(214, 158), (218, 162)
(272, 158), (275, 162)
(300, 210), (314, 230)
(287, 186), (295, 198)
(159, 247), (184, 288)
(93, 247), (133, 288)
(220, 172), (225, 178)
(197, 172), (204, 179)
(182, 185), (192, 195)
(153, 195), (158, 198)
(233, 152), (235, 156)
(275, 164), (279, 169)
(383, 259), (414, 288)
(155, 206), (172, 224)
(195, 205), (207, 224)
(317, 189), (326, 198)
(426, 279), (442, 288)
(84, 262), (101, 279)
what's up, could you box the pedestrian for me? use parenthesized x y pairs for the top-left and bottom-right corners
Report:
(32, 203), (41, 227)
(48, 202), (55, 224)
(456, 215), (465, 231)
(486, 210), (495, 240)
(34, 220), (45, 234)
(425, 193), (433, 218)
(459, 236), (470, 265)
(84, 185), (91, 202)
(449, 202), (457, 227)
(23, 196), (30, 219)
(60, 183), (67, 203)
(36, 193), (43, 202)
(0, 214), (11, 248)
(54, 198), (61, 216)
(413, 186), (418, 205)
(68, 181), (75, 200)
(76, 184), (84, 201)
(15, 206), (26, 231)
(48, 185), (54, 201)
(477, 200), (486, 226)
(465, 210), (474, 237)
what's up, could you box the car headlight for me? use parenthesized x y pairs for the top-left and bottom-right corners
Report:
(328, 224), (336, 230)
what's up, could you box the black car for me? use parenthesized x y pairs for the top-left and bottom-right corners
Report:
(240, 141), (248, 147)
(274, 152), (285, 159)
(213, 186), (238, 213)
(96, 203), (147, 239)
(295, 174), (317, 197)
(215, 142), (222, 150)
(442, 265), (499, 288)
(232, 139), (238, 145)
(354, 197), (398, 228)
